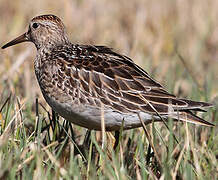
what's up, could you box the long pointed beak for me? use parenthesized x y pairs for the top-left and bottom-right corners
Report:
(2, 32), (30, 49)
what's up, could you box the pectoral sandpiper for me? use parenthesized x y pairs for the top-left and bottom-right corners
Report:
(2, 14), (214, 131)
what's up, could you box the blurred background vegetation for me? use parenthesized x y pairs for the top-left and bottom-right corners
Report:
(1, 0), (218, 102)
(0, 0), (217, 179)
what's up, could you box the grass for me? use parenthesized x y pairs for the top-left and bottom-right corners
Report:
(0, 0), (218, 179)
(0, 94), (217, 179)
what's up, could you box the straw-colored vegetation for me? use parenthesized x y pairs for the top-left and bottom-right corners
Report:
(0, 0), (217, 179)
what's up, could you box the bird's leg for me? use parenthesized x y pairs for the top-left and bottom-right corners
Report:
(83, 130), (91, 147)
(114, 131), (120, 150)
(146, 144), (152, 165)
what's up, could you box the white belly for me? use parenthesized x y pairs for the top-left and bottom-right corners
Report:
(44, 93), (158, 131)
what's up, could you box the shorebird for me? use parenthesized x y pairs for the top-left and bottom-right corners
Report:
(2, 14), (214, 131)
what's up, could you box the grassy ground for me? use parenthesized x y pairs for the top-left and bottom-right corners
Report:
(0, 0), (217, 179)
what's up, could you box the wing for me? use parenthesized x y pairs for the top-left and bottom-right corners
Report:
(52, 44), (214, 126)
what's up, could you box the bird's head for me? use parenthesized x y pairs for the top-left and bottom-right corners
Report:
(2, 14), (69, 50)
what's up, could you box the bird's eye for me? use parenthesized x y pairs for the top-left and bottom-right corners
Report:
(32, 23), (39, 29)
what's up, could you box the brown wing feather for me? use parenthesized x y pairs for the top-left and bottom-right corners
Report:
(55, 44), (214, 126)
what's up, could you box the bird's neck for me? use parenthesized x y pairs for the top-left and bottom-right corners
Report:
(34, 34), (70, 50)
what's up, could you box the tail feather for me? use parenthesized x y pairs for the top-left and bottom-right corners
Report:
(169, 111), (214, 127)
(178, 99), (213, 110)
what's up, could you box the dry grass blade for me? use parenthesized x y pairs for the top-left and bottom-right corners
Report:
(140, 94), (180, 144)
(0, 93), (11, 113)
(16, 141), (59, 172)
(171, 138), (186, 179)
(100, 102), (106, 149)
(137, 114), (162, 171)
(175, 49), (202, 90)
(2, 49), (31, 81)
(42, 143), (67, 177)
(0, 101), (25, 148)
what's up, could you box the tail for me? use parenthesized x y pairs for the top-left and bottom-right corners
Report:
(179, 99), (213, 110)
(169, 111), (214, 127)
(166, 98), (214, 126)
